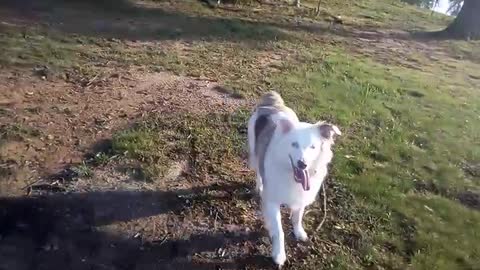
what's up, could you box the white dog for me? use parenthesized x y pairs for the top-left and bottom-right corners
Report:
(247, 91), (341, 266)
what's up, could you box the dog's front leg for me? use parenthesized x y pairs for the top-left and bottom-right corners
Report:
(262, 201), (286, 266)
(255, 174), (263, 194)
(291, 206), (308, 241)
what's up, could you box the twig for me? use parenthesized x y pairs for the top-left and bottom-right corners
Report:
(25, 183), (66, 196)
(86, 73), (101, 87)
(153, 234), (168, 246)
(22, 178), (43, 190)
(214, 211), (219, 231)
(315, 0), (321, 16)
(315, 181), (327, 231)
(158, 235), (168, 245)
(317, 238), (340, 247)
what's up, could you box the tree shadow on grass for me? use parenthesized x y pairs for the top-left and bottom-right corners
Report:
(0, 0), (290, 43)
(0, 182), (274, 270)
(1, 0), (454, 53)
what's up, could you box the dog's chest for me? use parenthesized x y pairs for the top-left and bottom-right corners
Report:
(263, 169), (326, 208)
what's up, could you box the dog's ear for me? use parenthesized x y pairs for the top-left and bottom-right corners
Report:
(317, 122), (341, 140)
(278, 118), (294, 134)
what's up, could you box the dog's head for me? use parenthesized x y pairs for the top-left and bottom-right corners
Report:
(276, 119), (341, 191)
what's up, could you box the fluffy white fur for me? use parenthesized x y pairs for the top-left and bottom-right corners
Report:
(247, 92), (341, 266)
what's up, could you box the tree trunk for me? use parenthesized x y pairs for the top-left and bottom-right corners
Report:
(441, 0), (480, 40)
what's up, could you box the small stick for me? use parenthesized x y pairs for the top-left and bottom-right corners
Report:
(315, 0), (321, 16)
(317, 238), (340, 247)
(214, 211), (219, 231)
(316, 182), (327, 231)
(25, 182), (66, 195)
(22, 178), (43, 191)
(86, 73), (101, 87)
(158, 234), (168, 245)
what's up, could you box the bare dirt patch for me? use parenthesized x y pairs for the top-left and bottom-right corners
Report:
(0, 69), (249, 195)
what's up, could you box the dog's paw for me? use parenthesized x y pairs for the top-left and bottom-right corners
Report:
(272, 250), (287, 267)
(294, 228), (308, 242)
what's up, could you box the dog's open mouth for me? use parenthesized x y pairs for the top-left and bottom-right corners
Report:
(289, 155), (310, 191)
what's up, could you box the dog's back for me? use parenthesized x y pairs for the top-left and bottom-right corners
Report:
(255, 91), (297, 121)
(247, 91), (299, 192)
(253, 91), (286, 160)
(257, 91), (284, 108)
(248, 92), (293, 166)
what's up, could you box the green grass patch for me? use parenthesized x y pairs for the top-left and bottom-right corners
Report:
(71, 161), (94, 178)
(0, 123), (41, 146)
(0, 25), (85, 70)
(267, 48), (480, 269)
(299, 0), (451, 30)
(111, 112), (250, 182)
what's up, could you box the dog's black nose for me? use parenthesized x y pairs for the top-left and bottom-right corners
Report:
(297, 160), (307, 170)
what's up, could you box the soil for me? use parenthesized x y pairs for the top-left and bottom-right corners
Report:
(0, 66), (263, 269)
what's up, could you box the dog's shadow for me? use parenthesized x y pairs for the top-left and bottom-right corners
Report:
(0, 182), (275, 270)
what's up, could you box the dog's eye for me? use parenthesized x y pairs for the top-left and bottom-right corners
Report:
(291, 142), (299, 148)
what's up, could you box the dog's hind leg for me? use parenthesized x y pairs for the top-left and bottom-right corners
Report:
(247, 134), (262, 193)
(247, 140), (263, 193)
(291, 206), (308, 241)
(249, 153), (263, 193)
(247, 113), (257, 170)
(262, 201), (286, 266)
(248, 113), (263, 193)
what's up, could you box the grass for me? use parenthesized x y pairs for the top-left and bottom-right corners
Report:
(1, 0), (479, 269)
(0, 123), (41, 146)
(71, 161), (94, 178)
(111, 113), (249, 182)
(270, 48), (480, 268)
(302, 0), (451, 30)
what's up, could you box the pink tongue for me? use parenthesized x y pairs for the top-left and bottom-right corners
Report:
(298, 169), (310, 191)
(302, 170), (310, 191)
(294, 167), (310, 191)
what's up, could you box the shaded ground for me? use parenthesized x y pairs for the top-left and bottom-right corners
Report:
(0, 183), (269, 270)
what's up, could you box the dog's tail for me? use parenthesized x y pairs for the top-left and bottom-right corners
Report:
(258, 91), (284, 108)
